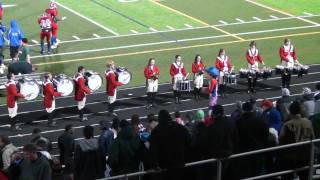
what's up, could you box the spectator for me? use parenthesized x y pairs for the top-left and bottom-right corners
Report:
(203, 105), (237, 180)
(301, 87), (315, 118)
(58, 124), (75, 173)
(230, 100), (243, 122)
(74, 125), (105, 180)
(249, 97), (263, 117)
(175, 111), (185, 125)
(108, 120), (142, 177)
(189, 110), (206, 162)
(279, 101), (315, 180)
(314, 83), (320, 115)
(261, 99), (282, 134)
(9, 143), (51, 180)
(131, 114), (145, 136)
(195, 110), (205, 122)
(0, 22), (6, 74)
(0, 135), (18, 173)
(150, 110), (191, 180)
(276, 88), (294, 122)
(30, 128), (52, 151)
(99, 118), (118, 159)
(146, 113), (158, 133)
(18, 38), (30, 64)
(235, 102), (269, 179)
(7, 20), (23, 61)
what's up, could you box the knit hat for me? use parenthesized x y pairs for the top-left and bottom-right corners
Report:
(261, 99), (273, 108)
(282, 88), (290, 96)
(302, 87), (312, 95)
(195, 110), (205, 122)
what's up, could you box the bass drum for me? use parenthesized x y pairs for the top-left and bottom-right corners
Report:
(84, 71), (103, 91)
(53, 74), (74, 96)
(18, 77), (40, 101)
(116, 67), (132, 85)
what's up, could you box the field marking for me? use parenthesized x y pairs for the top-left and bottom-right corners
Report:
(236, 18), (245, 23)
(219, 20), (228, 25)
(130, 30), (139, 34)
(93, 33), (100, 38)
(31, 40), (39, 44)
(269, 15), (279, 19)
(149, 0), (245, 41)
(3, 4), (17, 8)
(245, 0), (320, 26)
(72, 35), (80, 40)
(24, 24), (320, 61)
(185, 24), (193, 28)
(25, 14), (320, 48)
(166, 25), (175, 30)
(304, 12), (313, 16)
(252, 17), (261, 21)
(149, 27), (158, 32)
(52, 0), (119, 35)
(8, 85), (318, 139)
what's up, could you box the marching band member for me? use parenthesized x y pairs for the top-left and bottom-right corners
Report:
(144, 58), (160, 109)
(105, 60), (124, 116)
(279, 38), (300, 88)
(206, 67), (219, 116)
(43, 73), (61, 126)
(192, 54), (205, 100)
(246, 41), (265, 93)
(74, 66), (91, 121)
(6, 73), (24, 131)
(170, 55), (187, 104)
(215, 48), (233, 97)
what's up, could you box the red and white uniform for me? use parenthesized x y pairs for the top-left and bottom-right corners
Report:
(279, 45), (297, 68)
(215, 55), (232, 84)
(170, 62), (187, 90)
(144, 65), (160, 93)
(0, 6), (3, 19)
(38, 15), (53, 42)
(192, 62), (205, 89)
(74, 73), (91, 110)
(5, 80), (24, 118)
(105, 69), (123, 104)
(45, 8), (58, 37)
(43, 79), (61, 113)
(246, 48), (263, 70)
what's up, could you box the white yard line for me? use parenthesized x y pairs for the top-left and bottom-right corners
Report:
(130, 30), (139, 34)
(26, 14), (320, 48)
(31, 40), (39, 44)
(52, 0), (119, 35)
(236, 18), (245, 23)
(13, 24), (320, 60)
(72, 35), (80, 40)
(149, 27), (158, 32)
(219, 20), (228, 25)
(252, 17), (261, 21)
(92, 34), (100, 38)
(269, 15), (279, 19)
(245, 0), (320, 25)
(184, 24), (193, 28)
(304, 12), (313, 16)
(166, 25), (175, 30)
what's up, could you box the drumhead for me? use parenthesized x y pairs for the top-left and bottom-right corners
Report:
(20, 80), (40, 101)
(117, 71), (131, 85)
(87, 74), (103, 91)
(55, 78), (74, 96)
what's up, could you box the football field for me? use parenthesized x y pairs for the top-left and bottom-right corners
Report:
(1, 0), (320, 104)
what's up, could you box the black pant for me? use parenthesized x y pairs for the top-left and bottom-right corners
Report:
(10, 46), (19, 60)
(0, 46), (4, 65)
(247, 77), (257, 92)
(147, 92), (156, 105)
(282, 72), (291, 88)
(174, 90), (181, 99)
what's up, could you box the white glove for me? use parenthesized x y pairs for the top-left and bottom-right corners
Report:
(61, 16), (67, 20)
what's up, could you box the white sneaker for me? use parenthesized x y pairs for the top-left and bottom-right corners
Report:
(51, 44), (57, 49)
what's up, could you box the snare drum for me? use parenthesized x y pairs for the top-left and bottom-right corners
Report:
(53, 74), (74, 96)
(224, 72), (237, 85)
(239, 68), (248, 78)
(301, 65), (309, 74)
(275, 65), (285, 75)
(84, 71), (103, 91)
(116, 67), (132, 85)
(18, 77), (40, 101)
(177, 80), (191, 92)
(261, 68), (272, 79)
(292, 65), (300, 74)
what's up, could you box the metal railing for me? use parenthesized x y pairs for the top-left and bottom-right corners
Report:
(98, 138), (320, 180)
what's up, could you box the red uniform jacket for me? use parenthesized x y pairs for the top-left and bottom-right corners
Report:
(38, 16), (53, 32)
(105, 70), (123, 96)
(74, 73), (91, 101)
(279, 45), (297, 62)
(45, 8), (58, 27)
(215, 56), (232, 72)
(246, 48), (263, 65)
(6, 80), (24, 108)
(43, 80), (61, 108)
(192, 62), (205, 74)
(144, 65), (160, 79)
(170, 63), (187, 77)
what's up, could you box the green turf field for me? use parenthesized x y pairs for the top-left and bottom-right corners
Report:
(0, 0), (320, 104)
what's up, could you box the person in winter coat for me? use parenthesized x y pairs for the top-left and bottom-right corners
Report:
(58, 124), (75, 173)
(0, 135), (18, 175)
(301, 87), (315, 118)
(150, 109), (191, 180)
(7, 20), (24, 61)
(74, 125), (105, 180)
(261, 99), (282, 134)
(108, 120), (142, 178)
(276, 88), (294, 122)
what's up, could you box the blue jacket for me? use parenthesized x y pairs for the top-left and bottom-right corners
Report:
(263, 107), (282, 134)
(7, 20), (24, 47)
(0, 24), (6, 47)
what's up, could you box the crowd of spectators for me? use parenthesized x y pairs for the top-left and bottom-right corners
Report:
(1, 84), (320, 180)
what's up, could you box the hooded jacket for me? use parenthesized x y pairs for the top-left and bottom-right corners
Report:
(7, 20), (24, 47)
